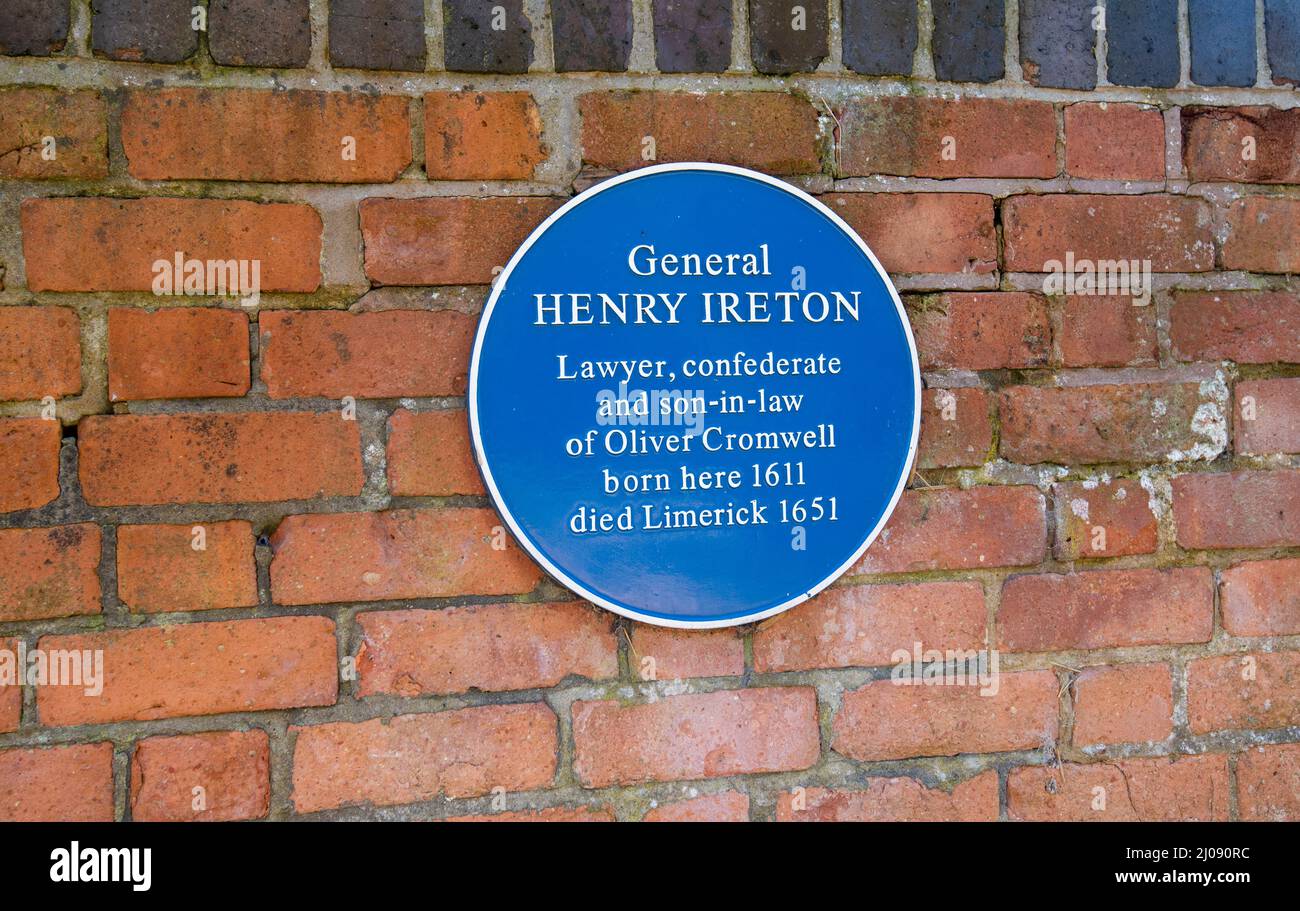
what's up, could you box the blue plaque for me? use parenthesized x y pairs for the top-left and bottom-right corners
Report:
(470, 163), (919, 628)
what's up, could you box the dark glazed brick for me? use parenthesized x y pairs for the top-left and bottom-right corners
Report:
(553, 0), (631, 72)
(92, 0), (198, 63)
(443, 0), (533, 73)
(210, 0), (310, 68)
(1106, 0), (1180, 87)
(654, 0), (731, 73)
(842, 0), (916, 76)
(1266, 0), (1300, 85)
(330, 0), (425, 71)
(0, 0), (69, 56)
(1019, 0), (1097, 89)
(932, 0), (1004, 82)
(1189, 0), (1257, 86)
(749, 0), (828, 74)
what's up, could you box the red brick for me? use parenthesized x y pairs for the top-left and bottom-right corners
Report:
(579, 91), (820, 173)
(1002, 194), (1215, 272)
(270, 508), (541, 605)
(291, 703), (557, 813)
(37, 617), (337, 725)
(644, 791), (750, 822)
(108, 308), (250, 401)
(122, 88), (411, 182)
(853, 485), (1047, 575)
(1236, 377), (1300, 455)
(1000, 567), (1213, 652)
(1173, 469), (1300, 549)
(360, 196), (560, 285)
(22, 197), (322, 293)
(908, 292), (1050, 370)
(627, 625), (744, 679)
(0, 418), (61, 512)
(776, 772), (998, 822)
(386, 409), (484, 496)
(833, 670), (1058, 761)
(260, 309), (473, 398)
(446, 806), (615, 822)
(823, 193), (997, 275)
(0, 524), (100, 622)
(918, 387), (992, 468)
(1221, 558), (1300, 637)
(0, 306), (81, 400)
(1170, 291), (1300, 363)
(1237, 743), (1300, 821)
(1007, 756), (1229, 821)
(356, 602), (616, 696)
(1224, 197), (1300, 273)
(0, 743), (114, 822)
(1053, 478), (1158, 559)
(1187, 651), (1300, 734)
(0, 638), (19, 733)
(999, 382), (1220, 465)
(1182, 106), (1300, 184)
(753, 581), (986, 673)
(1056, 295), (1158, 367)
(78, 412), (363, 506)
(572, 688), (819, 788)
(840, 97), (1057, 178)
(426, 92), (546, 180)
(1072, 664), (1173, 746)
(0, 88), (107, 178)
(131, 730), (270, 822)
(116, 520), (258, 613)
(1065, 102), (1166, 181)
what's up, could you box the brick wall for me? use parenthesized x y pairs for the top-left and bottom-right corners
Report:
(0, 1), (1297, 822)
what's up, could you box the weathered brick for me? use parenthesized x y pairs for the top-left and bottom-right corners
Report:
(579, 92), (820, 173)
(644, 791), (750, 822)
(1057, 295), (1158, 367)
(1221, 557), (1300, 637)
(131, 730), (270, 821)
(653, 0), (731, 73)
(628, 624), (744, 679)
(776, 772), (999, 822)
(833, 670), (1058, 760)
(386, 408), (483, 496)
(753, 581), (987, 673)
(0, 88), (107, 178)
(1065, 102), (1166, 180)
(1173, 469), (1300, 549)
(116, 520), (258, 613)
(21, 197), (322, 292)
(291, 703), (557, 813)
(919, 387), (992, 468)
(356, 602), (617, 696)
(1072, 664), (1174, 746)
(842, 0), (916, 76)
(552, 0), (631, 72)
(446, 805), (614, 822)
(209, 0), (310, 68)
(1019, 0), (1097, 89)
(0, 743), (114, 822)
(823, 193), (997, 275)
(0, 0), (69, 56)
(1237, 378), (1300, 455)
(1106, 0), (1179, 87)
(0, 524), (100, 622)
(1189, 0), (1258, 87)
(79, 413), (363, 506)
(908, 292), (1051, 370)
(0, 306), (80, 400)
(1266, 0), (1300, 86)
(1186, 651), (1300, 733)
(425, 92), (546, 180)
(1053, 478), (1158, 560)
(1224, 197), (1300, 272)
(37, 617), (338, 725)
(999, 567), (1214, 651)
(0, 638), (20, 732)
(359, 197), (560, 285)
(92, 0), (198, 63)
(329, 0), (425, 71)
(853, 486), (1047, 575)
(1170, 291), (1300, 363)
(0, 418), (61, 513)
(1184, 107), (1300, 184)
(1238, 743), (1300, 821)
(443, 0), (532, 73)
(1002, 194), (1216, 273)
(108, 308), (250, 401)
(931, 0), (1004, 82)
(260, 310), (472, 399)
(748, 0), (827, 74)
(270, 508), (541, 605)
(1007, 756), (1229, 821)
(573, 688), (819, 787)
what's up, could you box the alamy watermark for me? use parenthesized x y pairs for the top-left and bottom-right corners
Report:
(0, 642), (103, 696)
